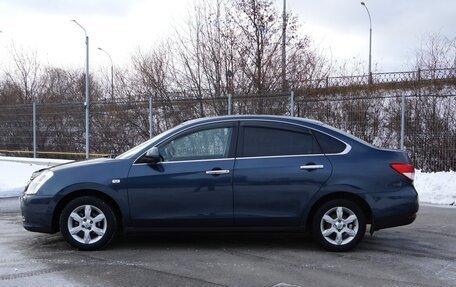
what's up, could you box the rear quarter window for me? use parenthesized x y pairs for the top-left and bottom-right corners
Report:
(313, 131), (347, 154)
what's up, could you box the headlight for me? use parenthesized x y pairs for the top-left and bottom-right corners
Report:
(25, 170), (54, 195)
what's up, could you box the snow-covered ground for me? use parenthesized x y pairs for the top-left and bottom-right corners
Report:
(0, 159), (455, 206)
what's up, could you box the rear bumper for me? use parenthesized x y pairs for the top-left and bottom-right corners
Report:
(20, 194), (56, 233)
(369, 185), (419, 231)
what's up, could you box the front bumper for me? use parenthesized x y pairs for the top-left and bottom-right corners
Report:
(20, 194), (56, 233)
(369, 185), (419, 232)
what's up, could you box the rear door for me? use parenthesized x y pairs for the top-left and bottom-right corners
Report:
(233, 121), (332, 226)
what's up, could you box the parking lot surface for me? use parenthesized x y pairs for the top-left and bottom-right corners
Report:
(0, 197), (455, 287)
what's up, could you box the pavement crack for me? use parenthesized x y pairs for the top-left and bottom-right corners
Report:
(72, 252), (228, 287)
(223, 249), (442, 287)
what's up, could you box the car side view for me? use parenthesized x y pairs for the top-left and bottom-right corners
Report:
(20, 115), (419, 251)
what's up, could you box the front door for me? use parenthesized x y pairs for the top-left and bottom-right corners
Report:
(127, 122), (237, 227)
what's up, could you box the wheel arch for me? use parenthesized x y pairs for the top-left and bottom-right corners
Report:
(305, 192), (372, 230)
(52, 189), (123, 233)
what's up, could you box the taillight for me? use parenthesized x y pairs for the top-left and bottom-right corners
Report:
(391, 163), (415, 181)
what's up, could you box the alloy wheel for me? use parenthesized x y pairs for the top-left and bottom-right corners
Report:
(320, 206), (359, 246)
(67, 204), (107, 245)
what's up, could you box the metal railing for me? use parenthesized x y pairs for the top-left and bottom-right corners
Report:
(291, 67), (456, 89)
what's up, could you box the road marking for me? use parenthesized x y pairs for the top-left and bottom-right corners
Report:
(435, 262), (453, 276)
(271, 283), (302, 287)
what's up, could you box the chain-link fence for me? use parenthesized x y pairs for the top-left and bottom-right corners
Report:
(1, 91), (454, 172)
(294, 93), (455, 171)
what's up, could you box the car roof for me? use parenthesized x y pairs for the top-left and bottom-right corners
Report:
(181, 115), (324, 127)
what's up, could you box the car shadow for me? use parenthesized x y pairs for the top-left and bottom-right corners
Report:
(20, 231), (317, 252)
(110, 232), (315, 251)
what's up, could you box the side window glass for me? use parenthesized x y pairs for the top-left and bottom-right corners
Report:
(313, 131), (347, 154)
(242, 126), (321, 157)
(159, 127), (232, 162)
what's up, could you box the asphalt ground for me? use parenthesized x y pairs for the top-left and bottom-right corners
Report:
(0, 197), (455, 287)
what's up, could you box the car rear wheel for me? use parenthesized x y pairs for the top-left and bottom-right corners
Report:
(59, 196), (117, 251)
(311, 199), (366, 252)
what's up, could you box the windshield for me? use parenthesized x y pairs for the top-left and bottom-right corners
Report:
(116, 124), (185, 159)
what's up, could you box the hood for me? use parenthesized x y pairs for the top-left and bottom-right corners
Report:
(50, 157), (114, 172)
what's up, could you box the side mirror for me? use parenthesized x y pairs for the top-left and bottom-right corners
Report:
(144, 147), (161, 164)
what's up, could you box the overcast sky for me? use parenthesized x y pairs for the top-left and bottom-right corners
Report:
(0, 0), (454, 75)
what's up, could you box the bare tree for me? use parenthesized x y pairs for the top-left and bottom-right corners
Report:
(4, 45), (41, 103)
(412, 32), (456, 70)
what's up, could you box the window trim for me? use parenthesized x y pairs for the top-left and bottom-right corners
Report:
(132, 118), (351, 165)
(236, 154), (326, 160)
(133, 157), (236, 166)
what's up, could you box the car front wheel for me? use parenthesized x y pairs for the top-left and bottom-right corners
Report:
(312, 199), (366, 252)
(59, 196), (117, 251)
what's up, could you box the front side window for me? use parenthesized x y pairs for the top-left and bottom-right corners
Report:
(159, 127), (233, 162)
(241, 126), (321, 157)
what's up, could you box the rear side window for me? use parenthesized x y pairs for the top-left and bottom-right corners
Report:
(241, 126), (321, 157)
(313, 131), (347, 154)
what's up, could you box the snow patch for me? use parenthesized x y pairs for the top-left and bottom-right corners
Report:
(0, 156), (72, 166)
(0, 161), (43, 197)
(414, 170), (456, 206)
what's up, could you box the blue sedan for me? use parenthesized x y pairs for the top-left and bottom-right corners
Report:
(20, 115), (418, 251)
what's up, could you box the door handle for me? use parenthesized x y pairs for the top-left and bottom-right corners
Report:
(300, 164), (324, 170)
(205, 169), (230, 175)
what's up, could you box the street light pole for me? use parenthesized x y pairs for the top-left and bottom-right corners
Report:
(72, 20), (90, 159)
(281, 0), (287, 91)
(361, 2), (372, 84)
(97, 47), (114, 99)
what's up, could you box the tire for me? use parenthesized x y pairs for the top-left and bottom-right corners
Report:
(59, 196), (117, 251)
(311, 199), (366, 252)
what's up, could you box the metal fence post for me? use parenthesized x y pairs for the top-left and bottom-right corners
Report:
(290, 91), (295, 117)
(149, 96), (153, 138)
(85, 101), (90, 159)
(400, 94), (405, 150)
(227, 94), (232, 115)
(33, 102), (36, 158)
